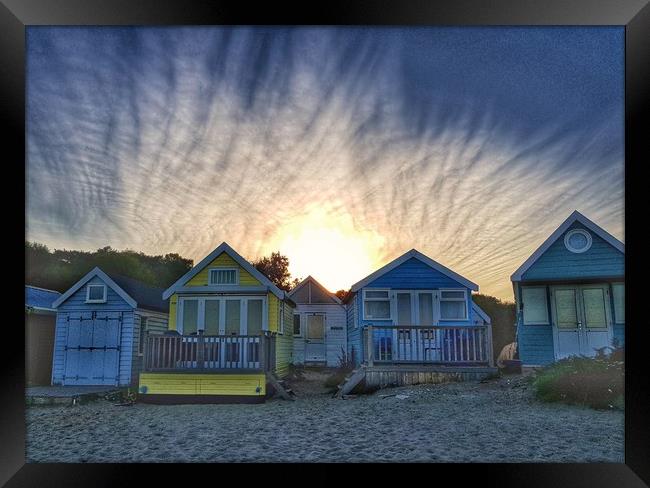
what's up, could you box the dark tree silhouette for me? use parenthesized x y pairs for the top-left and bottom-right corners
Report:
(25, 241), (193, 292)
(251, 251), (297, 292)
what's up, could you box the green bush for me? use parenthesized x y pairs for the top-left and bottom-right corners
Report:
(532, 348), (624, 410)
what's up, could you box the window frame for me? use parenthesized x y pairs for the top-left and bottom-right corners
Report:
(208, 267), (240, 285)
(522, 286), (550, 325)
(176, 295), (267, 335)
(293, 313), (302, 336)
(362, 288), (392, 321)
(438, 288), (469, 321)
(564, 229), (593, 254)
(85, 284), (107, 303)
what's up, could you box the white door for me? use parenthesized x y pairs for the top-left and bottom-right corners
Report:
(395, 292), (414, 360)
(305, 314), (326, 363)
(551, 285), (613, 359)
(579, 285), (612, 355)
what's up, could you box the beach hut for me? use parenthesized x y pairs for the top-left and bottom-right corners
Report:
(138, 242), (296, 403)
(338, 249), (495, 392)
(510, 210), (624, 367)
(51, 268), (168, 386)
(289, 276), (347, 367)
(25, 285), (61, 385)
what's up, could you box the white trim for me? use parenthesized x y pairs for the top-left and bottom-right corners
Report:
(85, 284), (107, 303)
(362, 288), (392, 320)
(208, 267), (240, 285)
(52, 267), (138, 309)
(511, 210), (625, 282)
(439, 288), (469, 321)
(293, 312), (302, 337)
(176, 295), (268, 335)
(350, 249), (478, 292)
(289, 275), (342, 304)
(564, 229), (593, 253)
(162, 242), (286, 300)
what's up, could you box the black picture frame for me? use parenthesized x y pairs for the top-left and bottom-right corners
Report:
(4, 0), (649, 485)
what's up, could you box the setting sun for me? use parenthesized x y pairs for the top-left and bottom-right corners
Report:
(265, 204), (386, 292)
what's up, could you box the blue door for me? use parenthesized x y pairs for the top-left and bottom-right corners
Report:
(63, 311), (123, 385)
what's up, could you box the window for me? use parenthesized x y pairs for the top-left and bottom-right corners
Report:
(247, 299), (263, 335)
(439, 290), (468, 320)
(204, 300), (220, 335)
(209, 268), (239, 285)
(564, 229), (592, 253)
(293, 314), (302, 336)
(225, 299), (241, 334)
(522, 287), (549, 324)
(86, 284), (107, 303)
(182, 299), (199, 334)
(612, 283), (625, 323)
(554, 289), (577, 329)
(138, 317), (147, 355)
(363, 289), (391, 320)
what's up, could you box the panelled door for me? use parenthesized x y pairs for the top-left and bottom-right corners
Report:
(393, 291), (439, 361)
(63, 311), (123, 385)
(551, 285), (613, 359)
(305, 314), (326, 363)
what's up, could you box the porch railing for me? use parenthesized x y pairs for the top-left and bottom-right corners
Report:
(363, 325), (494, 367)
(143, 333), (275, 372)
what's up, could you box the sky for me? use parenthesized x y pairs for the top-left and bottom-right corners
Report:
(26, 27), (624, 300)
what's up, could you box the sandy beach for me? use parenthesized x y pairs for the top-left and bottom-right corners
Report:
(26, 373), (624, 463)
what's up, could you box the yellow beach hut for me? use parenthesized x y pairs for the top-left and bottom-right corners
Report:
(138, 242), (295, 403)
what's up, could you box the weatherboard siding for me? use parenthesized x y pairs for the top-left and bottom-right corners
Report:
(366, 257), (468, 289)
(56, 276), (132, 312)
(517, 320), (555, 366)
(346, 295), (362, 365)
(139, 373), (266, 396)
(292, 303), (347, 366)
(273, 301), (294, 377)
(521, 222), (624, 282)
(168, 294), (178, 331)
(186, 252), (261, 286)
(131, 310), (169, 385)
(268, 294), (279, 333)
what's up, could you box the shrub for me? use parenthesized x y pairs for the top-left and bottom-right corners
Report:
(323, 348), (355, 390)
(532, 348), (624, 410)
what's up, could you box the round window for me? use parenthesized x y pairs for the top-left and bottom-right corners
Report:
(564, 229), (592, 253)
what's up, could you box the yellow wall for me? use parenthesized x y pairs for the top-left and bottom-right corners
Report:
(268, 294), (279, 332)
(139, 373), (266, 396)
(186, 252), (261, 286)
(168, 294), (178, 331)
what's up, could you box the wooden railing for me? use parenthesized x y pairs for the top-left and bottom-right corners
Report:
(143, 333), (274, 372)
(363, 325), (494, 367)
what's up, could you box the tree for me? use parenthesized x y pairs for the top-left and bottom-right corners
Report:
(25, 241), (193, 292)
(251, 251), (297, 291)
(335, 289), (349, 301)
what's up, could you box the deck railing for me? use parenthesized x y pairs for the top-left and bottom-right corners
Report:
(143, 333), (274, 372)
(363, 325), (494, 367)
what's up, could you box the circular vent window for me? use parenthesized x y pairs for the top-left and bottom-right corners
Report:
(564, 229), (592, 253)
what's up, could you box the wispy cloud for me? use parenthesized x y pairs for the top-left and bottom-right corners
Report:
(26, 27), (624, 299)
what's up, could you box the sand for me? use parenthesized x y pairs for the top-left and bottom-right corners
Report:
(25, 373), (624, 463)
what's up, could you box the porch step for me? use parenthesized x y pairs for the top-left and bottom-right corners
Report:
(334, 367), (366, 398)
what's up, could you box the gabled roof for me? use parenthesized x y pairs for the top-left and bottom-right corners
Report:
(350, 249), (478, 292)
(510, 210), (625, 282)
(108, 274), (168, 313)
(472, 302), (491, 324)
(52, 267), (138, 309)
(25, 285), (61, 312)
(289, 275), (342, 304)
(162, 242), (286, 300)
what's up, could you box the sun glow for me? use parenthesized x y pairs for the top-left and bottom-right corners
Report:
(266, 205), (386, 293)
